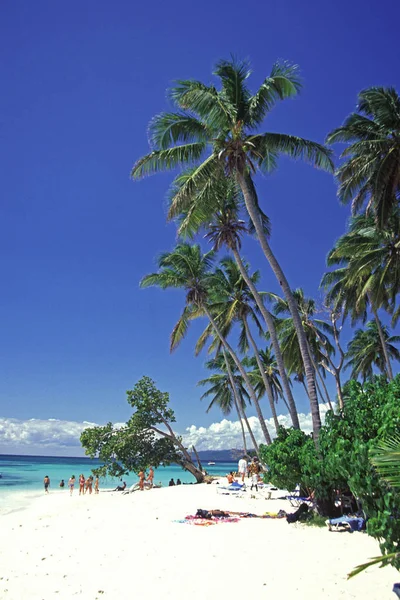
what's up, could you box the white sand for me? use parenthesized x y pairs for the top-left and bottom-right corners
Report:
(0, 482), (397, 599)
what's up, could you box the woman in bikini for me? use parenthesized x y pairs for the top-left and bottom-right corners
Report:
(85, 476), (93, 495)
(94, 476), (99, 494)
(68, 475), (75, 496)
(79, 474), (85, 495)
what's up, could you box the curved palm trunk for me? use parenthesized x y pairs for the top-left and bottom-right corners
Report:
(232, 247), (300, 429)
(316, 367), (333, 411)
(221, 349), (259, 455)
(371, 306), (394, 380)
(305, 339), (333, 411)
(243, 316), (280, 432)
(202, 305), (272, 445)
(236, 171), (321, 438)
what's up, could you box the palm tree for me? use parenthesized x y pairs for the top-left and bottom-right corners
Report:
(140, 243), (272, 444)
(270, 289), (335, 408)
(327, 87), (400, 229)
(177, 176), (300, 429)
(345, 320), (400, 382)
(243, 346), (288, 413)
(322, 212), (400, 380)
(197, 352), (259, 454)
(132, 58), (334, 438)
(208, 257), (282, 431)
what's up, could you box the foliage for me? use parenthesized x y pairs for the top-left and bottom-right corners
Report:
(345, 320), (400, 381)
(371, 435), (400, 489)
(80, 376), (202, 480)
(261, 377), (400, 569)
(327, 87), (400, 228)
(259, 427), (316, 494)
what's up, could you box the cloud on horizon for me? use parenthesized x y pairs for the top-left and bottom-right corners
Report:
(0, 405), (334, 456)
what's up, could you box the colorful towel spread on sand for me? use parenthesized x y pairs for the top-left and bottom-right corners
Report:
(174, 509), (287, 525)
(174, 515), (241, 526)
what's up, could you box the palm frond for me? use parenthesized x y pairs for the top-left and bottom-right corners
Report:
(131, 143), (207, 179)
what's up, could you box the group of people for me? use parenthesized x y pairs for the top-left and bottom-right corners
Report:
(227, 456), (264, 491)
(168, 478), (181, 486)
(49, 474), (100, 496)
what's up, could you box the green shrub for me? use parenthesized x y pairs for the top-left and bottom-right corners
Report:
(261, 376), (400, 569)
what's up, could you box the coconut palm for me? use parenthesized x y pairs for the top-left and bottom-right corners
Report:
(177, 176), (300, 429)
(206, 257), (283, 431)
(198, 352), (259, 453)
(269, 289), (335, 408)
(132, 57), (334, 437)
(243, 346), (287, 412)
(322, 212), (400, 379)
(345, 320), (400, 382)
(140, 243), (272, 444)
(327, 87), (400, 229)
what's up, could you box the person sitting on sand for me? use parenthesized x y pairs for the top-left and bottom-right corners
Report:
(227, 472), (236, 484)
(147, 467), (154, 488)
(79, 474), (85, 495)
(169, 478), (175, 487)
(176, 479), (181, 485)
(94, 476), (99, 494)
(114, 481), (126, 492)
(68, 475), (75, 495)
(85, 476), (93, 495)
(59, 479), (65, 488)
(44, 475), (50, 493)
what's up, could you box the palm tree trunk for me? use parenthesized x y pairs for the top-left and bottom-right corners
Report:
(243, 316), (280, 432)
(222, 349), (259, 455)
(203, 305), (272, 444)
(305, 339), (333, 411)
(236, 171), (321, 438)
(232, 247), (300, 429)
(371, 306), (394, 380)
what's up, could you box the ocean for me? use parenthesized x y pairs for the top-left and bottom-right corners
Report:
(0, 454), (237, 515)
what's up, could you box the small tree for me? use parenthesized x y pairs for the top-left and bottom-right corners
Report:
(80, 376), (205, 483)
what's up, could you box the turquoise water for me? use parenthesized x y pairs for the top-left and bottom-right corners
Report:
(0, 454), (237, 514)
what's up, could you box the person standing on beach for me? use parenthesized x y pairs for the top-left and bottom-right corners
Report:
(68, 475), (75, 496)
(85, 476), (93, 495)
(238, 456), (248, 483)
(249, 458), (262, 492)
(43, 475), (50, 493)
(79, 474), (85, 495)
(147, 467), (154, 488)
(94, 476), (99, 494)
(138, 470), (145, 491)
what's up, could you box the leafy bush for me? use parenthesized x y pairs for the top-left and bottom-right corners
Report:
(261, 376), (400, 568)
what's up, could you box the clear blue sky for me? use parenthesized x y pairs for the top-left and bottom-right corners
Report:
(0, 0), (399, 434)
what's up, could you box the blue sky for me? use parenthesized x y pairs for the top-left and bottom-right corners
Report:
(0, 0), (399, 452)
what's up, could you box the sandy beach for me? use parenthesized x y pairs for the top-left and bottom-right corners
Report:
(0, 481), (397, 599)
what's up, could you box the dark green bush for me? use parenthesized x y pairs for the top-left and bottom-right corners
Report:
(261, 376), (400, 568)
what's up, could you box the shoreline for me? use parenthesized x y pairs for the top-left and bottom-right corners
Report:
(0, 479), (397, 599)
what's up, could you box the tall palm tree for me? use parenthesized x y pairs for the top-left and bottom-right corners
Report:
(132, 58), (334, 438)
(327, 87), (400, 229)
(345, 320), (400, 382)
(177, 176), (300, 429)
(322, 212), (400, 380)
(198, 353), (259, 454)
(140, 243), (272, 444)
(270, 289), (335, 408)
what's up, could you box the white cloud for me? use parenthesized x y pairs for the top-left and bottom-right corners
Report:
(181, 403), (335, 451)
(0, 404), (335, 455)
